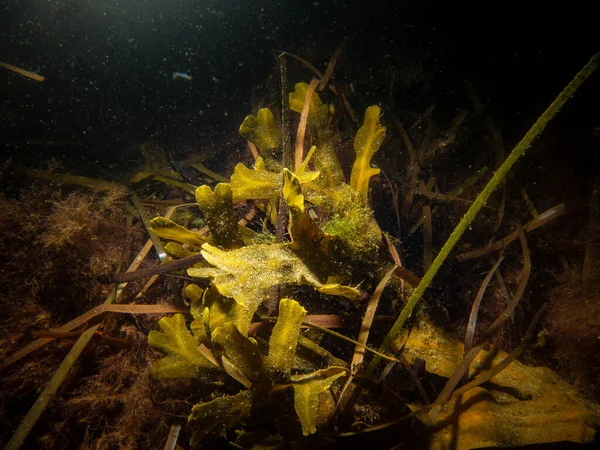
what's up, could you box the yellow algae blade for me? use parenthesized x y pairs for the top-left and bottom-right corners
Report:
(316, 283), (360, 304)
(188, 391), (255, 447)
(283, 168), (305, 212)
(350, 106), (386, 202)
(149, 217), (207, 248)
(297, 145), (316, 176)
(292, 367), (346, 435)
(239, 108), (281, 155)
(148, 314), (214, 378)
(164, 241), (197, 259)
(231, 158), (319, 203)
(289, 82), (334, 141)
(195, 183), (245, 249)
(212, 322), (265, 383)
(266, 298), (306, 376)
(230, 158), (282, 201)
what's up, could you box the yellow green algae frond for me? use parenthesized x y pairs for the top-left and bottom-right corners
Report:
(188, 391), (255, 447)
(266, 298), (307, 376)
(150, 293), (347, 443)
(239, 107), (282, 156)
(350, 105), (386, 203)
(212, 322), (265, 383)
(195, 183), (245, 249)
(230, 156), (319, 203)
(149, 217), (207, 248)
(230, 157), (282, 201)
(164, 241), (197, 259)
(282, 168), (305, 212)
(289, 82), (333, 141)
(291, 367), (346, 435)
(188, 242), (358, 335)
(148, 314), (214, 378)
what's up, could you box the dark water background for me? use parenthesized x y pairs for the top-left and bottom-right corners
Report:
(1, 0), (597, 174)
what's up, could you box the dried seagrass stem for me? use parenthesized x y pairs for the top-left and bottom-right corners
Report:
(457, 203), (566, 260)
(279, 52), (292, 170)
(294, 78), (319, 171)
(267, 53), (293, 314)
(318, 38), (346, 91)
(98, 252), (205, 284)
(429, 225), (530, 419)
(450, 303), (548, 402)
(464, 256), (505, 354)
(362, 50), (600, 382)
